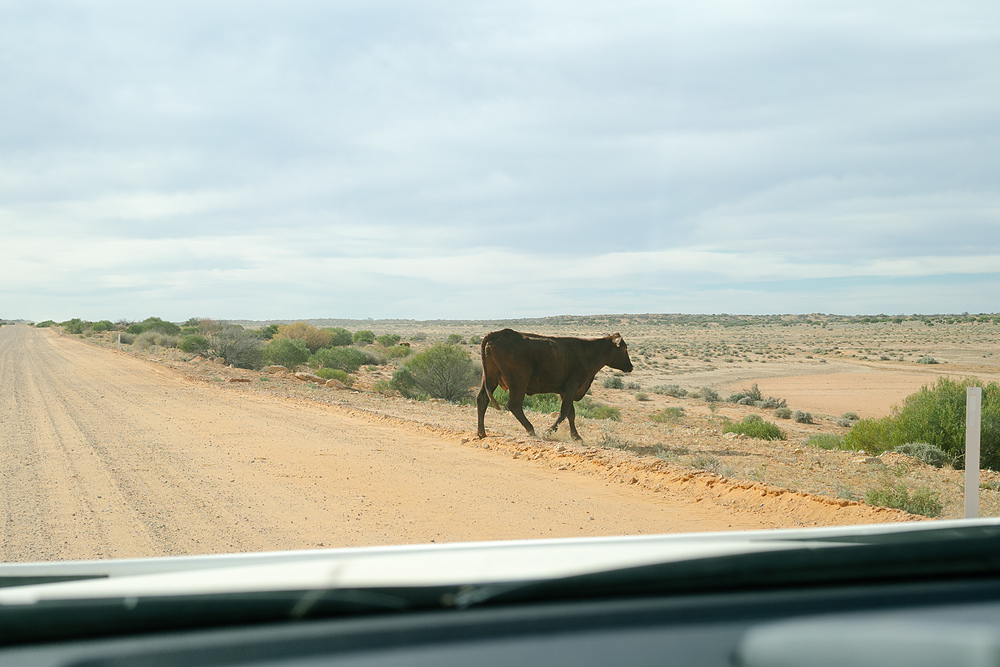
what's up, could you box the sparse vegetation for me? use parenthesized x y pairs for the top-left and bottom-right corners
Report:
(865, 483), (943, 517)
(650, 407), (685, 424)
(723, 416), (787, 441)
(793, 410), (814, 424)
(892, 442), (951, 468)
(806, 433), (845, 450)
(603, 376), (624, 389)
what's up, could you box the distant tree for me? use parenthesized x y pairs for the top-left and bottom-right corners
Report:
(324, 327), (353, 346)
(353, 330), (376, 345)
(209, 326), (265, 369)
(376, 334), (401, 347)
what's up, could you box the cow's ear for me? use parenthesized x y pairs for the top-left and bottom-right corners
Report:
(611, 333), (623, 346)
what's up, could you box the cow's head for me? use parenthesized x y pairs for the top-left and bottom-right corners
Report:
(608, 333), (633, 373)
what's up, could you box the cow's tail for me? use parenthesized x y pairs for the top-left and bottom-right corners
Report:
(481, 337), (503, 410)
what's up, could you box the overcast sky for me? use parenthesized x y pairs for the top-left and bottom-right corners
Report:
(2, 1), (999, 322)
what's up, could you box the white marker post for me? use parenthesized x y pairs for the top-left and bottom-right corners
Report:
(965, 386), (983, 519)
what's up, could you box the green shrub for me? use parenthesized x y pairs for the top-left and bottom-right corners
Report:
(311, 346), (368, 373)
(603, 376), (624, 389)
(917, 356), (939, 364)
(842, 412), (860, 421)
(865, 483), (943, 517)
(793, 410), (814, 424)
(353, 330), (376, 345)
(845, 377), (1000, 469)
(773, 407), (793, 419)
(806, 433), (845, 450)
(92, 320), (114, 333)
(634, 392), (650, 401)
(652, 384), (687, 398)
(315, 368), (354, 386)
(892, 442), (951, 468)
(35, 320), (56, 328)
(723, 416), (787, 441)
(383, 345), (412, 359)
(391, 343), (477, 402)
(650, 407), (685, 424)
(134, 331), (180, 349)
(179, 334), (211, 354)
(62, 318), (87, 335)
(376, 334), (401, 347)
(142, 318), (181, 335)
(265, 338), (311, 369)
(325, 327), (353, 347)
(576, 397), (621, 421)
(446, 334), (464, 345)
(699, 387), (721, 403)
(209, 327), (265, 370)
(118, 332), (135, 345)
(359, 348), (387, 366)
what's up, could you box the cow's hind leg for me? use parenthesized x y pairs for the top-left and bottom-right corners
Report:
(507, 389), (537, 437)
(476, 384), (491, 438)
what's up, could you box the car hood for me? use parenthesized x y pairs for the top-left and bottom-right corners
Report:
(0, 519), (993, 604)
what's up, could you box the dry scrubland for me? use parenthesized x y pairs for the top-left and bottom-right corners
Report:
(82, 313), (1000, 522)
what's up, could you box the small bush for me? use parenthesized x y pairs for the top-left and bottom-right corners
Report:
(134, 331), (180, 349)
(793, 410), (814, 424)
(265, 338), (311, 369)
(892, 442), (951, 468)
(376, 334), (401, 347)
(692, 454), (722, 473)
(324, 327), (353, 347)
(652, 384), (687, 398)
(727, 383), (786, 409)
(806, 433), (845, 450)
(699, 387), (720, 403)
(273, 322), (332, 353)
(603, 376), (624, 389)
(315, 368), (354, 387)
(576, 397), (621, 421)
(446, 334), (464, 345)
(598, 434), (631, 450)
(179, 334), (211, 354)
(650, 407), (685, 424)
(92, 320), (114, 333)
(118, 332), (135, 345)
(209, 327), (265, 370)
(311, 347), (369, 373)
(383, 345), (412, 360)
(634, 392), (650, 401)
(773, 407), (793, 419)
(865, 483), (943, 517)
(723, 416), (787, 441)
(917, 356), (939, 365)
(391, 343), (477, 402)
(842, 412), (860, 421)
(353, 330), (376, 345)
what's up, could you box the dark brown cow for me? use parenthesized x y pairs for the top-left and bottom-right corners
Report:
(476, 328), (633, 441)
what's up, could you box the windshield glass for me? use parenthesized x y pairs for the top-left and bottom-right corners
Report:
(2, 2), (998, 580)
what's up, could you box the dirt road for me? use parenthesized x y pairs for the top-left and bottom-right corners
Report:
(0, 326), (907, 563)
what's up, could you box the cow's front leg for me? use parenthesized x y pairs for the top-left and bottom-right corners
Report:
(547, 394), (572, 434)
(565, 402), (583, 441)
